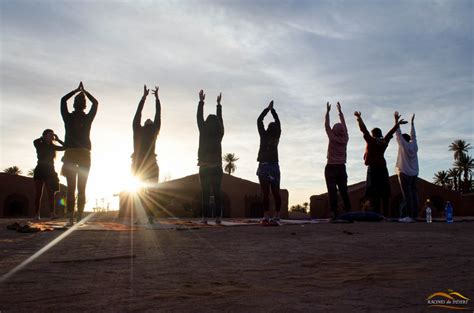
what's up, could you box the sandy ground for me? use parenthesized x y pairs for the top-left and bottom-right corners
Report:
(0, 214), (473, 313)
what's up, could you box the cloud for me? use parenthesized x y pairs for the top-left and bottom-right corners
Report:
(1, 0), (472, 207)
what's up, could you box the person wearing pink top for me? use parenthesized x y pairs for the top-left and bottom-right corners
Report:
(324, 102), (351, 219)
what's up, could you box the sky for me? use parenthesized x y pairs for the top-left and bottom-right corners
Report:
(1, 0), (473, 210)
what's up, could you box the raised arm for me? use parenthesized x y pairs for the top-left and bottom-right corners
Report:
(83, 87), (98, 120)
(133, 85), (149, 130)
(386, 113), (407, 141)
(325, 102), (332, 136)
(270, 107), (280, 130)
(257, 101), (272, 135)
(152, 86), (161, 132)
(216, 92), (223, 133)
(410, 114), (417, 151)
(53, 134), (66, 151)
(354, 111), (370, 138)
(61, 82), (82, 119)
(410, 114), (416, 141)
(337, 102), (348, 135)
(33, 138), (42, 149)
(197, 90), (205, 130)
(394, 111), (403, 144)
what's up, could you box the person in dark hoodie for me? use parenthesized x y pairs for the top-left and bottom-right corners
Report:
(33, 129), (65, 220)
(354, 111), (406, 216)
(131, 85), (161, 224)
(197, 90), (224, 224)
(257, 100), (282, 225)
(60, 82), (98, 226)
(325, 101), (351, 219)
(132, 85), (161, 184)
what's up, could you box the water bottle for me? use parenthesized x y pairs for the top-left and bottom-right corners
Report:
(426, 206), (432, 224)
(445, 201), (453, 223)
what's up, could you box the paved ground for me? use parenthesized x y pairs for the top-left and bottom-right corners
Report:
(0, 215), (473, 312)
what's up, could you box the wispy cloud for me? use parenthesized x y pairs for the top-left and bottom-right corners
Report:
(1, 0), (472, 207)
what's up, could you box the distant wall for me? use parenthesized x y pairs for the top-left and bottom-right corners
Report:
(310, 175), (473, 218)
(119, 173), (289, 218)
(0, 173), (66, 218)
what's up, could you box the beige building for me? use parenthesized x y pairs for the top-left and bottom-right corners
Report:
(119, 173), (289, 218)
(0, 173), (67, 217)
(310, 175), (474, 218)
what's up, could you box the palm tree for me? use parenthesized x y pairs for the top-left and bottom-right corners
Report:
(433, 170), (449, 188)
(447, 168), (460, 192)
(223, 153), (239, 175)
(303, 202), (309, 212)
(27, 168), (35, 177)
(449, 139), (471, 161)
(455, 153), (474, 193)
(3, 166), (22, 175)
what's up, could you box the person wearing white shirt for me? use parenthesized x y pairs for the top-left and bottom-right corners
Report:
(394, 112), (419, 222)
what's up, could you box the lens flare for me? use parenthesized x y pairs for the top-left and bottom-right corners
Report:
(125, 175), (143, 193)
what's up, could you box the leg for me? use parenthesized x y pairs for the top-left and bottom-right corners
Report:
(65, 168), (77, 225)
(336, 165), (351, 212)
(44, 184), (56, 217)
(210, 168), (223, 219)
(381, 167), (391, 217)
(270, 184), (281, 218)
(258, 177), (271, 219)
(34, 180), (44, 219)
(365, 167), (380, 213)
(325, 165), (339, 217)
(76, 166), (90, 222)
(410, 176), (419, 218)
(199, 168), (211, 219)
(398, 173), (408, 218)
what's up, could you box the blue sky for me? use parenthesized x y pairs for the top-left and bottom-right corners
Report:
(1, 0), (473, 209)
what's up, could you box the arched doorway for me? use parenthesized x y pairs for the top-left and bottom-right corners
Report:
(4, 194), (29, 217)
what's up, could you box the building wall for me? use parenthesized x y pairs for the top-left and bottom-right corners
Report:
(310, 176), (473, 218)
(119, 173), (289, 218)
(0, 173), (66, 218)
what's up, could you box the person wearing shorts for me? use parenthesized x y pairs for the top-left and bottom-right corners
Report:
(33, 129), (65, 219)
(256, 100), (282, 225)
(60, 82), (98, 226)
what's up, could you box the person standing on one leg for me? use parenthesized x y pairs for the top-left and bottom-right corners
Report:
(394, 112), (419, 223)
(257, 100), (282, 225)
(33, 129), (65, 220)
(60, 82), (98, 226)
(131, 85), (161, 224)
(354, 111), (406, 216)
(324, 102), (351, 220)
(197, 90), (224, 225)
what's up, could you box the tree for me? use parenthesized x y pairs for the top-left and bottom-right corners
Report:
(27, 168), (35, 177)
(433, 170), (449, 188)
(447, 168), (460, 192)
(449, 139), (471, 161)
(3, 166), (22, 175)
(303, 202), (309, 212)
(455, 153), (473, 193)
(223, 153), (239, 175)
(290, 204), (307, 214)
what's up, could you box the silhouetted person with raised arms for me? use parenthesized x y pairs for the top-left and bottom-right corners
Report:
(33, 129), (65, 220)
(132, 85), (161, 184)
(354, 111), (406, 216)
(197, 90), (224, 225)
(394, 112), (419, 222)
(257, 100), (282, 225)
(131, 85), (161, 224)
(325, 101), (351, 219)
(61, 82), (98, 226)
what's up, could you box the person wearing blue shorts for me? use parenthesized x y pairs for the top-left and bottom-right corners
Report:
(256, 101), (282, 225)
